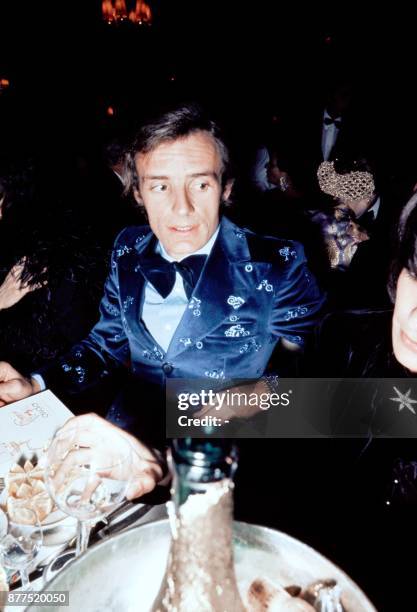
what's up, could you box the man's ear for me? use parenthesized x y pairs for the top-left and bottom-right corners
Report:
(222, 179), (234, 203)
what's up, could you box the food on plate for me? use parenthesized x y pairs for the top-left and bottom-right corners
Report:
(4, 460), (54, 524)
(247, 577), (315, 610)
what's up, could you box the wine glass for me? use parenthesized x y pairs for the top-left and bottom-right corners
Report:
(44, 426), (133, 560)
(0, 508), (43, 590)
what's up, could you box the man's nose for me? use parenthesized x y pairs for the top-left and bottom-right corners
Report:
(172, 188), (194, 215)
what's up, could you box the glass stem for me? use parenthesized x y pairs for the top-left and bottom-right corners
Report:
(19, 567), (30, 590)
(76, 520), (91, 556)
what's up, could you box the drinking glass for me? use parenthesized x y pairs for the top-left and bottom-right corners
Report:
(45, 426), (132, 558)
(0, 508), (43, 590)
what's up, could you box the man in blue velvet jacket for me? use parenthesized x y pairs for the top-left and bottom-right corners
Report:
(0, 104), (324, 491)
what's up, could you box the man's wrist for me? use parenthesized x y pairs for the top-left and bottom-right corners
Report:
(30, 375), (43, 393)
(260, 374), (279, 395)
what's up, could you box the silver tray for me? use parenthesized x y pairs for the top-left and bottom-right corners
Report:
(27, 519), (376, 611)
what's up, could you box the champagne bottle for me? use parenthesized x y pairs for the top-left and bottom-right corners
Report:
(152, 438), (246, 612)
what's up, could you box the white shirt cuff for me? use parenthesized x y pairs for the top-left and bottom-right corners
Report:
(31, 373), (46, 392)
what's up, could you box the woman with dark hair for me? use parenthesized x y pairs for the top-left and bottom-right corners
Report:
(0, 160), (113, 409)
(302, 194), (417, 609)
(388, 195), (417, 373)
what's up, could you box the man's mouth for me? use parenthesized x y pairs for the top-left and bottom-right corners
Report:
(170, 225), (195, 233)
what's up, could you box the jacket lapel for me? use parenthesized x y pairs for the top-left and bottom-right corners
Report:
(118, 229), (166, 356)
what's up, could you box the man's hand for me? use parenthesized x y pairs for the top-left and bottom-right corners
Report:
(0, 262), (44, 311)
(0, 362), (40, 407)
(55, 413), (166, 500)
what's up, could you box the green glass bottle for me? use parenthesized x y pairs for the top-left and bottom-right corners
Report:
(152, 438), (246, 612)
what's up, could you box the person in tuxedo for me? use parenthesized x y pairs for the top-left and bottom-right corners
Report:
(293, 79), (370, 193)
(248, 81), (358, 203)
(0, 103), (325, 485)
(320, 80), (354, 162)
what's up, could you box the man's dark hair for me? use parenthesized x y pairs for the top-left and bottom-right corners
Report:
(388, 192), (417, 302)
(124, 103), (232, 198)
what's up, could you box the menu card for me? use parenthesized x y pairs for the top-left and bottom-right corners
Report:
(0, 390), (74, 478)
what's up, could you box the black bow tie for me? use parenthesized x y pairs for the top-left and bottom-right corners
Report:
(139, 253), (207, 299)
(324, 116), (342, 128)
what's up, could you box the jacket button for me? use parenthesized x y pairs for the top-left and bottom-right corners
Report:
(162, 362), (173, 375)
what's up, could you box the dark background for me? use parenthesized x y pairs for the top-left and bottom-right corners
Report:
(1, 2), (416, 167)
(1, 3), (416, 609)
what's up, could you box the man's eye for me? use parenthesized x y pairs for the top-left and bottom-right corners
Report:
(151, 184), (167, 192)
(194, 182), (209, 191)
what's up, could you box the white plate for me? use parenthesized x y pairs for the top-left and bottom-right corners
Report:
(40, 507), (67, 527)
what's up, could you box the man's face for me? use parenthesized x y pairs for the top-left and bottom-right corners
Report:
(341, 195), (375, 218)
(392, 268), (417, 373)
(134, 131), (232, 259)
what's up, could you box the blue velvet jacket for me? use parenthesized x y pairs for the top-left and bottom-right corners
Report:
(40, 216), (325, 393)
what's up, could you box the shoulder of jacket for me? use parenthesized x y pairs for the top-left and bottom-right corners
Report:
(113, 225), (152, 250)
(244, 227), (305, 264)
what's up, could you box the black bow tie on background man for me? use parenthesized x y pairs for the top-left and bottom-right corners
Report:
(139, 253), (207, 299)
(323, 116), (342, 128)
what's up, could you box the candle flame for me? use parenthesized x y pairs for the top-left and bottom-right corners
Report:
(102, 0), (152, 25)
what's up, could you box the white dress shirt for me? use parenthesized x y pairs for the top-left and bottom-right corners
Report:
(321, 109), (341, 161)
(357, 196), (381, 222)
(142, 226), (219, 352)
